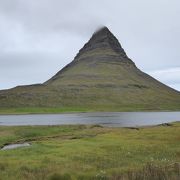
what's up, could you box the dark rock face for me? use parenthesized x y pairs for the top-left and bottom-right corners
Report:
(74, 27), (133, 63)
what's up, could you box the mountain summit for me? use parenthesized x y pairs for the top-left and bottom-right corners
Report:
(74, 26), (130, 61)
(45, 27), (135, 84)
(0, 27), (180, 111)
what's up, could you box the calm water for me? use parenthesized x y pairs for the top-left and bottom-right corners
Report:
(1, 143), (31, 150)
(0, 112), (179, 127)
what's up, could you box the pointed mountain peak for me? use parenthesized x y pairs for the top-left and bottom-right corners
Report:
(90, 26), (119, 45)
(74, 26), (129, 61)
(93, 26), (111, 35)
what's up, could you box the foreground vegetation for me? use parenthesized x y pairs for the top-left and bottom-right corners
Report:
(0, 122), (179, 179)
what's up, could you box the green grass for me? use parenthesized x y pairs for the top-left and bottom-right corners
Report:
(0, 104), (180, 115)
(0, 122), (179, 179)
(0, 107), (92, 115)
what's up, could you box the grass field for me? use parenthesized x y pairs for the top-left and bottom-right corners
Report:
(0, 123), (179, 180)
(0, 104), (180, 115)
(0, 107), (92, 115)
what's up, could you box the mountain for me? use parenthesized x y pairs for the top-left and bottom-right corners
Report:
(0, 27), (180, 111)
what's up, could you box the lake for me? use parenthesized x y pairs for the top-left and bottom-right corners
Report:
(0, 112), (179, 127)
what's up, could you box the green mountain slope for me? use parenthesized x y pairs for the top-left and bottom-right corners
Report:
(0, 27), (180, 111)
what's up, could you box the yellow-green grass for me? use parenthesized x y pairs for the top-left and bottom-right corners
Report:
(0, 104), (180, 115)
(0, 107), (93, 115)
(0, 123), (179, 179)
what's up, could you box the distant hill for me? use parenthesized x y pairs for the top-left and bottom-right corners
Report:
(0, 27), (180, 111)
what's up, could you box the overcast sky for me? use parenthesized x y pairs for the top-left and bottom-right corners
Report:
(0, 0), (180, 91)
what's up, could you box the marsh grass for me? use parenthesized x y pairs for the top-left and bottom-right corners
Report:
(0, 123), (179, 179)
(1, 104), (180, 115)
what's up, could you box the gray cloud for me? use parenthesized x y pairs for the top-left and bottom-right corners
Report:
(0, 0), (180, 90)
(148, 67), (180, 90)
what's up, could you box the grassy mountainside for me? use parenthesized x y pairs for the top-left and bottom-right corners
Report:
(0, 122), (179, 179)
(0, 27), (180, 112)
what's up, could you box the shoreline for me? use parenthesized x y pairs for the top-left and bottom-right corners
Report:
(0, 109), (180, 116)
